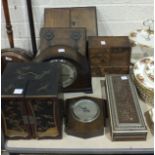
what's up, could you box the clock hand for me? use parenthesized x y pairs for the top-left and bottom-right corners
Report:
(79, 106), (90, 112)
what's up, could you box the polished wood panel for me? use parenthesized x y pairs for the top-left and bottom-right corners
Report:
(44, 8), (70, 27)
(88, 36), (131, 76)
(39, 27), (86, 56)
(44, 7), (98, 37)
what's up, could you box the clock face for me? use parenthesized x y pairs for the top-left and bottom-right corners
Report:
(50, 59), (77, 88)
(72, 99), (100, 123)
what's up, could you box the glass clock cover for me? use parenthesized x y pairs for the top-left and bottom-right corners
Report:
(72, 99), (100, 123)
(50, 59), (77, 88)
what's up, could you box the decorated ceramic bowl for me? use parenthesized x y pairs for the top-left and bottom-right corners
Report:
(133, 57), (154, 105)
(129, 29), (154, 48)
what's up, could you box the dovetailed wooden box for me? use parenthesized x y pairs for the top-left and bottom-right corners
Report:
(88, 36), (131, 77)
(105, 74), (147, 141)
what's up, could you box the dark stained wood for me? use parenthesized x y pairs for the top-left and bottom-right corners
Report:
(35, 28), (92, 93)
(105, 74), (147, 141)
(34, 45), (82, 65)
(2, 0), (14, 48)
(44, 8), (70, 27)
(1, 48), (32, 73)
(65, 96), (105, 138)
(39, 27), (86, 56)
(34, 46), (92, 93)
(44, 7), (98, 37)
(1, 77), (31, 139)
(70, 7), (97, 36)
(1, 63), (63, 139)
(88, 36), (131, 77)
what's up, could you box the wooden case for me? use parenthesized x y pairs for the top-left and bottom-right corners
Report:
(2, 71), (30, 139)
(1, 48), (32, 73)
(35, 28), (92, 93)
(25, 63), (63, 139)
(88, 36), (131, 76)
(65, 96), (105, 138)
(1, 63), (63, 139)
(44, 7), (98, 37)
(105, 74), (147, 141)
(39, 27), (86, 56)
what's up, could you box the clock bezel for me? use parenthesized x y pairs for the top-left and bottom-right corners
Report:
(71, 99), (100, 123)
(50, 58), (78, 88)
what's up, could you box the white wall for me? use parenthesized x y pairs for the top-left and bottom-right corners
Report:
(1, 0), (154, 54)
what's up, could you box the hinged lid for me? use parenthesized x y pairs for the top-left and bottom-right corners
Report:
(105, 74), (147, 133)
(2, 63), (61, 98)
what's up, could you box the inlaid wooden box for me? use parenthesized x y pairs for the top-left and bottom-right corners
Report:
(44, 7), (98, 37)
(1, 63), (63, 139)
(88, 36), (131, 76)
(105, 74), (147, 141)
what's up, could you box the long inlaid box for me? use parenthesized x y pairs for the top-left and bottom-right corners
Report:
(105, 74), (147, 141)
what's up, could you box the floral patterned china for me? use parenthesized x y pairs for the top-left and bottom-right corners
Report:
(133, 57), (154, 105)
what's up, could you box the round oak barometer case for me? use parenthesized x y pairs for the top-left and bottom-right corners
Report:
(65, 97), (105, 138)
(72, 99), (100, 123)
(50, 59), (77, 88)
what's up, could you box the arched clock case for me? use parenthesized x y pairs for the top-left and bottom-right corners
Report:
(1, 48), (32, 73)
(35, 46), (91, 92)
(34, 28), (92, 92)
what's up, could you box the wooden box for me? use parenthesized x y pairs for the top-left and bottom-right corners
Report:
(44, 7), (98, 37)
(1, 63), (63, 139)
(105, 74), (147, 141)
(88, 36), (131, 76)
